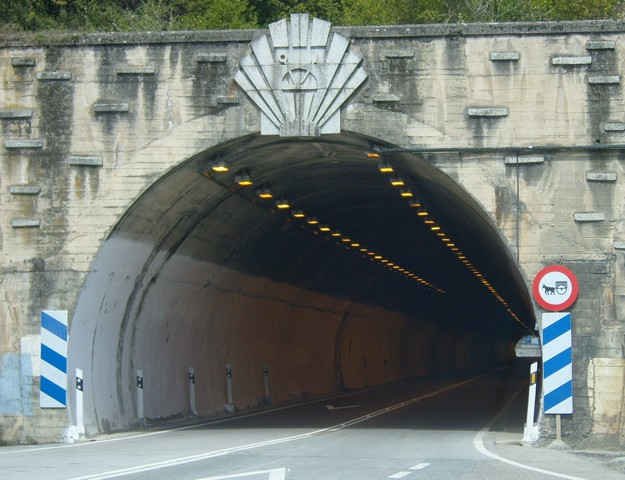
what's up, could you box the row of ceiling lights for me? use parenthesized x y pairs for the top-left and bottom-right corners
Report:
(204, 159), (445, 294)
(367, 151), (528, 330)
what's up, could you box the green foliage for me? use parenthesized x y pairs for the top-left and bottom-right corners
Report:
(0, 0), (623, 33)
(171, 0), (257, 30)
(340, 0), (450, 25)
(529, 0), (621, 20)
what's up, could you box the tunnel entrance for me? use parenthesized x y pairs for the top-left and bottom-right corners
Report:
(68, 132), (535, 435)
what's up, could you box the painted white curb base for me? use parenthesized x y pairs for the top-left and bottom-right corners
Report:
(523, 424), (540, 443)
(63, 425), (85, 444)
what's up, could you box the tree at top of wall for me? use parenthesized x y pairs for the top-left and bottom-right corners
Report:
(0, 0), (623, 33)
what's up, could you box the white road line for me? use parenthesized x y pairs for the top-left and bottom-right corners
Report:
(67, 375), (485, 480)
(325, 404), (360, 410)
(472, 389), (586, 480)
(388, 472), (411, 479)
(0, 386), (379, 456)
(409, 462), (430, 470)
(195, 467), (287, 479)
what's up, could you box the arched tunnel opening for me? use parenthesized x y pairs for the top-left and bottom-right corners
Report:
(68, 131), (535, 434)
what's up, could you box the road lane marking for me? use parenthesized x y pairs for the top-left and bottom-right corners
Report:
(409, 462), (430, 470)
(0, 385), (380, 456)
(325, 404), (360, 410)
(388, 471), (411, 479)
(473, 389), (587, 480)
(66, 375), (486, 480)
(195, 467), (286, 479)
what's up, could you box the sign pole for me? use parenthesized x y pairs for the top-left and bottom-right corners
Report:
(533, 265), (578, 449)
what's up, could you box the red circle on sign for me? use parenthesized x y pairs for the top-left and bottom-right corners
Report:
(532, 265), (579, 311)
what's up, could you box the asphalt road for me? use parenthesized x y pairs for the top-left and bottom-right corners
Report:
(1, 368), (621, 480)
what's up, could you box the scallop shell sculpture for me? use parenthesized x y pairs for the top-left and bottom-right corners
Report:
(234, 14), (368, 137)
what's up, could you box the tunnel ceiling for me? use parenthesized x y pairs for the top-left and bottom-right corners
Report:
(112, 132), (534, 341)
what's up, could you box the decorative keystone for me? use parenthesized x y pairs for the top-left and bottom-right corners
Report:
(467, 107), (508, 118)
(9, 185), (41, 195)
(504, 155), (545, 165)
(93, 102), (129, 113)
(116, 65), (156, 75)
(586, 40), (616, 50)
(383, 50), (414, 59)
(614, 241), (625, 250)
(373, 94), (401, 103)
(196, 53), (227, 63)
(216, 96), (240, 105)
(36, 71), (72, 81)
(11, 57), (36, 67)
(11, 218), (40, 228)
(588, 75), (620, 85)
(5, 139), (43, 149)
(604, 122), (625, 132)
(552, 56), (592, 66)
(574, 212), (605, 222)
(0, 109), (32, 119)
(489, 51), (520, 61)
(67, 155), (102, 167)
(234, 14), (367, 136)
(586, 171), (617, 182)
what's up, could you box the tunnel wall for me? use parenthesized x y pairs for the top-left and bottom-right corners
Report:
(71, 235), (464, 434)
(134, 255), (410, 421)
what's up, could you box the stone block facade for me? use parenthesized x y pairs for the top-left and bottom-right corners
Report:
(1, 20), (625, 444)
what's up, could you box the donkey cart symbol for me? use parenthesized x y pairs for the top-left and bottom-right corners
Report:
(542, 281), (568, 296)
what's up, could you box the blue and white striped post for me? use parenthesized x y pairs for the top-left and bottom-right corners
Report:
(542, 312), (573, 415)
(40, 310), (68, 408)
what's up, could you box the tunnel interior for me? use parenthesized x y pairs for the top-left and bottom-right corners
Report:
(68, 132), (535, 433)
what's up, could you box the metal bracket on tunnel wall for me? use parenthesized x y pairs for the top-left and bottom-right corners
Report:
(234, 13), (368, 137)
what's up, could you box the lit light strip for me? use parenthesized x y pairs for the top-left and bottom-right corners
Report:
(293, 214), (444, 294)
(377, 156), (528, 329)
(204, 161), (447, 298)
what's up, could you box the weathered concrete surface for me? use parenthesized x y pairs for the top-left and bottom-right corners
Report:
(0, 20), (625, 447)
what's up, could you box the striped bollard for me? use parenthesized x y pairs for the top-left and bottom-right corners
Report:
(40, 310), (68, 408)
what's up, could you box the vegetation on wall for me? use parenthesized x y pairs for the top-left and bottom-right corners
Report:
(1, 0), (623, 33)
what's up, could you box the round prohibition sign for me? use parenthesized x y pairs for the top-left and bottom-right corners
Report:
(532, 265), (579, 311)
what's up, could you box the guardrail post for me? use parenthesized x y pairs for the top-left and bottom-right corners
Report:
(188, 367), (198, 416)
(75, 368), (85, 435)
(263, 365), (272, 405)
(136, 368), (145, 425)
(225, 364), (235, 413)
(522, 361), (539, 443)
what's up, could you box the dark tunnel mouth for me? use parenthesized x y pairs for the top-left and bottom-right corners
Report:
(116, 130), (534, 337)
(70, 130), (536, 432)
